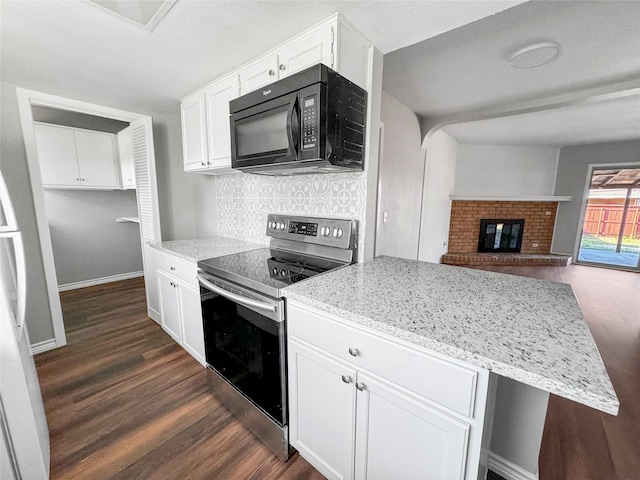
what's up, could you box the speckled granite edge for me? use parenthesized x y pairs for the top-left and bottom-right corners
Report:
(284, 289), (619, 415)
(151, 236), (266, 264)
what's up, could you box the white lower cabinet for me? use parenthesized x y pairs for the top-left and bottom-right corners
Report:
(353, 372), (470, 480)
(289, 339), (356, 480)
(287, 301), (490, 480)
(154, 249), (206, 366)
(157, 269), (183, 343)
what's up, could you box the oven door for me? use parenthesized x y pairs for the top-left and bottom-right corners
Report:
(230, 92), (300, 169)
(197, 273), (287, 426)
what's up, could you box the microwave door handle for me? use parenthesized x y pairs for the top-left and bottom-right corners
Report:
(197, 274), (277, 313)
(287, 98), (300, 155)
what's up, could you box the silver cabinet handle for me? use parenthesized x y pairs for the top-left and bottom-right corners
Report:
(279, 64), (286, 71)
(201, 161), (206, 166)
(348, 347), (359, 357)
(355, 382), (366, 391)
(197, 274), (277, 313)
(268, 69), (275, 76)
(341, 375), (352, 384)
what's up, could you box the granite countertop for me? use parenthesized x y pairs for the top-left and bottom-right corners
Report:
(151, 236), (265, 264)
(283, 255), (619, 415)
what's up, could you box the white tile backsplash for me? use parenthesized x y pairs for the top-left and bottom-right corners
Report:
(216, 171), (368, 261)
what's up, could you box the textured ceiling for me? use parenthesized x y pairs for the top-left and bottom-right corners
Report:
(0, 0), (523, 116)
(383, 0), (640, 120)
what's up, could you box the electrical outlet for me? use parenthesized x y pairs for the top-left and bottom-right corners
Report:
(545, 211), (552, 216)
(383, 212), (388, 223)
(532, 243), (539, 248)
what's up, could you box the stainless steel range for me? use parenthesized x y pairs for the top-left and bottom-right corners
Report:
(196, 214), (357, 460)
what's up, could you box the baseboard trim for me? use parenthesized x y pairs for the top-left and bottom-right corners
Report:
(58, 271), (144, 292)
(30, 339), (57, 355)
(488, 452), (538, 480)
(148, 307), (161, 324)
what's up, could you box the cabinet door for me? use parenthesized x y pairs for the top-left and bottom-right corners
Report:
(288, 339), (356, 480)
(178, 284), (205, 365)
(204, 75), (239, 169)
(354, 372), (470, 480)
(239, 55), (279, 94)
(157, 269), (182, 343)
(117, 127), (136, 189)
(278, 24), (334, 78)
(181, 92), (208, 172)
(33, 123), (80, 187)
(74, 130), (119, 188)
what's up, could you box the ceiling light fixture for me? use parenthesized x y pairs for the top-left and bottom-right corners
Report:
(508, 42), (561, 69)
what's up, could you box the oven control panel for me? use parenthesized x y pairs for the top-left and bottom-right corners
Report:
(266, 214), (355, 250)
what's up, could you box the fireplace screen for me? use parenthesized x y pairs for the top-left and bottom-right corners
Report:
(478, 219), (525, 253)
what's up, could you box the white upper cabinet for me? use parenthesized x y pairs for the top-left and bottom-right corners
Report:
(181, 91), (209, 172)
(34, 123), (120, 189)
(205, 75), (240, 169)
(239, 55), (280, 94)
(74, 129), (119, 188)
(239, 24), (334, 93)
(34, 123), (79, 187)
(117, 127), (136, 189)
(181, 74), (239, 174)
(277, 24), (334, 79)
(180, 13), (371, 175)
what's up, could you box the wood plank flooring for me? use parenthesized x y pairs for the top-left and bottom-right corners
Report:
(35, 265), (639, 479)
(471, 264), (640, 480)
(35, 278), (323, 480)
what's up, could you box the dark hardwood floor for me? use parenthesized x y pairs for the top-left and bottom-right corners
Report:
(35, 278), (323, 480)
(35, 264), (639, 479)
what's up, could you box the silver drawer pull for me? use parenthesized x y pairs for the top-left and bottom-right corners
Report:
(341, 375), (352, 384)
(348, 347), (359, 357)
(355, 382), (366, 391)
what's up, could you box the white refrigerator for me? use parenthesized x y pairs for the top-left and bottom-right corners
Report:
(0, 171), (50, 479)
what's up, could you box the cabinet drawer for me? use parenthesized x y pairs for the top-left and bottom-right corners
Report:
(154, 250), (198, 287)
(288, 302), (479, 418)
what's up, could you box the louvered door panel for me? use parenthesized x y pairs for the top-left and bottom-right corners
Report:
(131, 118), (160, 243)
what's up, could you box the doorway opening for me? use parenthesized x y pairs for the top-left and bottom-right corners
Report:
(577, 166), (640, 270)
(16, 88), (162, 353)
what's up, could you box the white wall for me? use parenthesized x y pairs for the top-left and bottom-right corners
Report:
(417, 130), (459, 263)
(375, 91), (424, 260)
(552, 139), (640, 254)
(44, 190), (143, 286)
(454, 144), (559, 196)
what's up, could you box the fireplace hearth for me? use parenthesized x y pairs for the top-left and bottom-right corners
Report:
(478, 219), (525, 253)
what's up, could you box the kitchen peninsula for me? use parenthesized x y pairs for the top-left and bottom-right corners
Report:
(283, 255), (618, 480)
(150, 237), (618, 480)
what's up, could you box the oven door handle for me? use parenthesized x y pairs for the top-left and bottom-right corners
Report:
(197, 274), (278, 313)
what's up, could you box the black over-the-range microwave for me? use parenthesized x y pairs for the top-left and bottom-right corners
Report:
(229, 64), (367, 175)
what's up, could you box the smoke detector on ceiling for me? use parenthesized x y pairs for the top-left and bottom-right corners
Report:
(508, 42), (561, 69)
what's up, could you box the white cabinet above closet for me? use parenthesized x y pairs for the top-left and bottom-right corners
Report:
(34, 123), (121, 190)
(180, 13), (371, 175)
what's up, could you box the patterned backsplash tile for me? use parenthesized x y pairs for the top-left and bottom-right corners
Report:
(216, 172), (368, 262)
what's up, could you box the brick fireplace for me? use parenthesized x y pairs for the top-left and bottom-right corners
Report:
(442, 200), (572, 266)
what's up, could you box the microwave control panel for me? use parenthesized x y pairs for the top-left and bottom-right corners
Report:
(301, 95), (317, 150)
